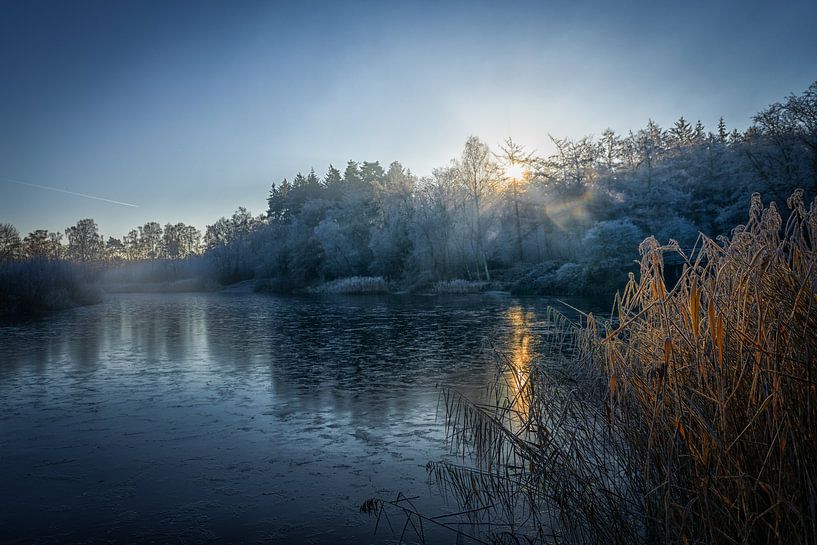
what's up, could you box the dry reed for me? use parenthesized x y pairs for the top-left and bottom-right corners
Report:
(430, 190), (817, 544)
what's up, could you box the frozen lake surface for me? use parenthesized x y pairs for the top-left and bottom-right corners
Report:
(0, 292), (599, 544)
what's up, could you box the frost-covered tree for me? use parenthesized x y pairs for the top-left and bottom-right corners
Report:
(717, 117), (729, 143)
(360, 161), (385, 188)
(204, 218), (231, 250)
(598, 128), (623, 175)
(323, 164), (343, 200)
(343, 161), (362, 188)
(267, 178), (293, 222)
(88, 80), (812, 295)
(369, 161), (415, 279)
(634, 119), (665, 185)
(123, 229), (141, 260)
(411, 168), (461, 278)
(498, 138), (534, 261)
(668, 116), (694, 149)
(459, 136), (500, 280)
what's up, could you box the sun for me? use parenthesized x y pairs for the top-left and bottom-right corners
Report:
(505, 163), (525, 179)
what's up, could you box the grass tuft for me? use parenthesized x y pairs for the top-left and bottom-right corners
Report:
(434, 279), (490, 294)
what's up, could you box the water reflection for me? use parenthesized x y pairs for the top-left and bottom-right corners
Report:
(504, 306), (537, 425)
(0, 292), (604, 544)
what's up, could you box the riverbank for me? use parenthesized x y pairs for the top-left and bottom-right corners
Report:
(103, 277), (221, 294)
(0, 249), (634, 320)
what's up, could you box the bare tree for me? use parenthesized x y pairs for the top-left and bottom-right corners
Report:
(0, 223), (21, 261)
(138, 222), (163, 259)
(65, 219), (103, 261)
(548, 135), (599, 194)
(23, 230), (51, 258)
(47, 232), (64, 259)
(459, 136), (500, 280)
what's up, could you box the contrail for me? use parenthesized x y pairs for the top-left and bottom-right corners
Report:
(1, 177), (139, 208)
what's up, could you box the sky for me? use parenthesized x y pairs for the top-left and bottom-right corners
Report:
(1, 0), (816, 238)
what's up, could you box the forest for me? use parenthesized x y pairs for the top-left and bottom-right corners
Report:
(1, 81), (816, 313)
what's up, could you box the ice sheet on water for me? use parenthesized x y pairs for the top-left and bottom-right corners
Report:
(0, 291), (601, 543)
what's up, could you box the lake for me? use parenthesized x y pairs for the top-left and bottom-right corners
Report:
(0, 291), (603, 544)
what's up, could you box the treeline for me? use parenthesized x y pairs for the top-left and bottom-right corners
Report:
(0, 219), (204, 261)
(2, 81), (815, 297)
(0, 219), (207, 315)
(203, 81), (817, 293)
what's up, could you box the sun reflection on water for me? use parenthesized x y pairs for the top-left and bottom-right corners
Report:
(504, 306), (537, 427)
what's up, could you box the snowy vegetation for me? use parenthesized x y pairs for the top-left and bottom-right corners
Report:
(306, 276), (389, 294)
(200, 81), (817, 294)
(1, 81), (816, 303)
(433, 279), (489, 294)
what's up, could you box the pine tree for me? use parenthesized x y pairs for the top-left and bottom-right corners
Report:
(323, 165), (343, 201)
(693, 120), (706, 143)
(343, 161), (361, 187)
(669, 116), (694, 148)
(360, 161), (385, 187)
(268, 178), (292, 222)
(717, 117), (728, 143)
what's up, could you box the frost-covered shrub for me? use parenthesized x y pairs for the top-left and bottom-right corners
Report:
(578, 219), (644, 291)
(511, 220), (644, 295)
(551, 262), (590, 291)
(580, 219), (644, 269)
(509, 261), (561, 295)
(522, 262), (591, 295)
(654, 216), (700, 248)
(308, 276), (389, 294)
(433, 279), (489, 294)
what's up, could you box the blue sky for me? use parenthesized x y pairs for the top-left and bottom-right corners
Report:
(1, 0), (816, 238)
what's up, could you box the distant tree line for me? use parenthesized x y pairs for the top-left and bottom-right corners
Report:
(2, 81), (815, 294)
(0, 220), (203, 262)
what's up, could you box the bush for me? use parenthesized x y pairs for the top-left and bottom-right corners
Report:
(307, 276), (389, 294)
